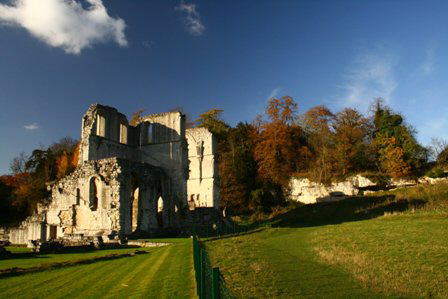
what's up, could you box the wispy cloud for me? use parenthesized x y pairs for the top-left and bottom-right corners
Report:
(175, 1), (205, 36)
(0, 0), (127, 54)
(268, 87), (282, 99)
(24, 123), (39, 130)
(337, 47), (397, 112)
(417, 45), (435, 76)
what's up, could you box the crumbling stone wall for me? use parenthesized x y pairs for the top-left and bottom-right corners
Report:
(8, 104), (219, 244)
(186, 128), (219, 209)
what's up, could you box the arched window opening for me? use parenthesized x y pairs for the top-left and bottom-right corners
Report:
(196, 194), (200, 207)
(96, 114), (106, 137)
(130, 175), (139, 233)
(131, 187), (139, 232)
(157, 195), (164, 228)
(89, 177), (99, 211)
(120, 123), (128, 144)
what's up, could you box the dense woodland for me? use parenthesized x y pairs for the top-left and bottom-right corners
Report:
(1, 97), (448, 225)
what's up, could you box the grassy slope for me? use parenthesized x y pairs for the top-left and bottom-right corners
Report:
(207, 228), (395, 299)
(0, 239), (195, 299)
(206, 183), (448, 298)
(312, 215), (448, 298)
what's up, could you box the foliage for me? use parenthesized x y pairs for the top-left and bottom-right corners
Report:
(301, 105), (335, 184)
(372, 100), (427, 179)
(436, 145), (448, 165)
(218, 123), (258, 213)
(196, 108), (229, 140)
(425, 167), (446, 178)
(2, 138), (79, 225)
(129, 109), (145, 127)
(331, 108), (372, 176)
(253, 97), (306, 186)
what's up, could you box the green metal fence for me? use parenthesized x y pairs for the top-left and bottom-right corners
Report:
(192, 235), (233, 299)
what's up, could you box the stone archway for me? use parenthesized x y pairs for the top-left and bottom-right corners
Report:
(130, 175), (140, 233)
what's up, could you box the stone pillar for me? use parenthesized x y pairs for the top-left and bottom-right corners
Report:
(149, 187), (159, 229)
(139, 186), (151, 232)
(119, 180), (132, 236)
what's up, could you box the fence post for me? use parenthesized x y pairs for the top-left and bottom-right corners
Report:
(193, 236), (200, 297)
(212, 267), (220, 299)
(200, 249), (205, 299)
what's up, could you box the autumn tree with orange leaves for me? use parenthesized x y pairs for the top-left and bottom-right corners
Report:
(332, 108), (372, 177)
(302, 105), (335, 184)
(253, 96), (306, 186)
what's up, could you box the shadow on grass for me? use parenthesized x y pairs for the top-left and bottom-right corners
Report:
(272, 195), (427, 228)
(0, 250), (148, 279)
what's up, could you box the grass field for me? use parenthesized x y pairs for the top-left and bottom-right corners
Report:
(206, 183), (448, 298)
(0, 238), (195, 298)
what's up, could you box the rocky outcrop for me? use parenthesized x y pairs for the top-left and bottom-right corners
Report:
(289, 175), (377, 204)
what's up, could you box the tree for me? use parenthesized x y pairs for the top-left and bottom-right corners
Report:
(219, 123), (258, 213)
(302, 105), (335, 184)
(253, 96), (305, 186)
(371, 101), (426, 178)
(332, 108), (371, 176)
(196, 108), (229, 140)
(130, 109), (145, 126)
(10, 152), (28, 175)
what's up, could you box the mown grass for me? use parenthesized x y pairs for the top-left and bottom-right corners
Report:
(0, 246), (151, 270)
(206, 183), (448, 298)
(0, 238), (195, 298)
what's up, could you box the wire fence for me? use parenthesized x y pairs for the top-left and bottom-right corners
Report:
(192, 234), (234, 299)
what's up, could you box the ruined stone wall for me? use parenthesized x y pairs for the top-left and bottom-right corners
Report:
(47, 158), (123, 239)
(79, 104), (140, 164)
(289, 175), (376, 204)
(186, 128), (219, 209)
(138, 111), (189, 211)
(8, 215), (45, 245)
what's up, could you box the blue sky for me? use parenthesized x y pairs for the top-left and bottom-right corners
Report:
(0, 0), (447, 174)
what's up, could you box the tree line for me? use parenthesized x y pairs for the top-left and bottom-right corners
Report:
(1, 97), (447, 225)
(197, 97), (444, 215)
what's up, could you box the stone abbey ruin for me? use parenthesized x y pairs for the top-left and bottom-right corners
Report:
(8, 104), (219, 245)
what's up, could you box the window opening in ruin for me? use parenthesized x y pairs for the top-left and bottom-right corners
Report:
(76, 188), (80, 205)
(120, 123), (128, 144)
(188, 194), (196, 210)
(157, 195), (164, 228)
(96, 114), (106, 137)
(49, 225), (57, 239)
(89, 177), (99, 211)
(131, 187), (139, 232)
(196, 194), (200, 207)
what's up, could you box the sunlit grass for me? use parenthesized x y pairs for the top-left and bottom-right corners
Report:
(206, 183), (448, 298)
(0, 239), (195, 299)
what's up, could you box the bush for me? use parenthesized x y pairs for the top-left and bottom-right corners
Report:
(425, 168), (446, 178)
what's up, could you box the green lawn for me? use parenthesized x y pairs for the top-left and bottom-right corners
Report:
(0, 246), (151, 270)
(206, 183), (448, 298)
(0, 239), (195, 298)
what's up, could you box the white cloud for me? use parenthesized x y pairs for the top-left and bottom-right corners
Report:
(268, 87), (281, 99)
(337, 47), (397, 112)
(0, 0), (127, 54)
(417, 45), (435, 76)
(24, 123), (39, 130)
(175, 1), (205, 36)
